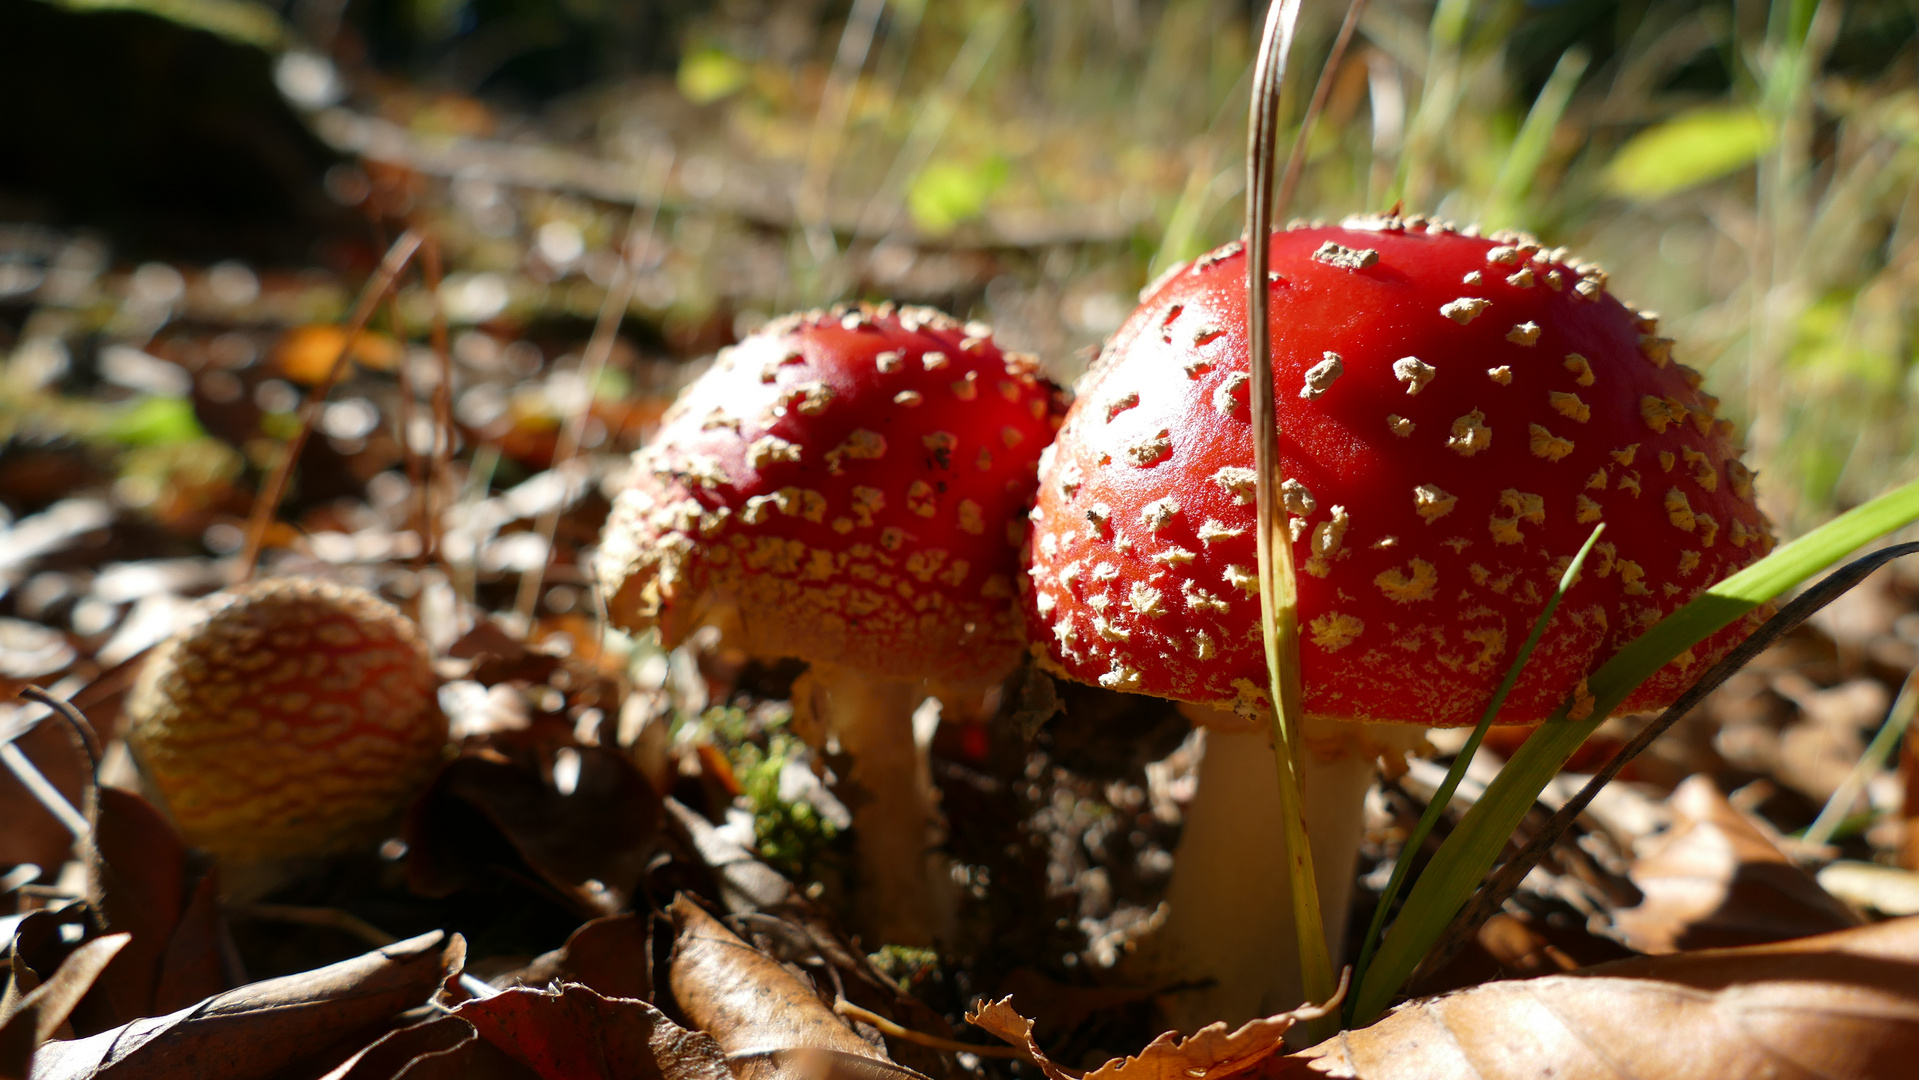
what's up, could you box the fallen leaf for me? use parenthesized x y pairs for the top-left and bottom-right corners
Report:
(459, 983), (734, 1080)
(663, 802), (959, 1078)
(318, 1014), (501, 1080)
(25, 930), (456, 1080)
(965, 969), (1156, 1044)
(1276, 917), (1919, 1079)
(667, 896), (923, 1080)
(500, 914), (652, 1001)
(0, 934), (128, 1079)
(406, 749), (661, 915)
(78, 788), (226, 1033)
(1818, 860), (1919, 917)
(969, 992), (1335, 1080)
(1612, 775), (1858, 954)
(326, 983), (734, 1080)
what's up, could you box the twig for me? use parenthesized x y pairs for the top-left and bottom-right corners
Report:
(1806, 661), (1919, 845)
(798, 0), (887, 270)
(421, 236), (455, 563)
(1415, 540), (1919, 985)
(235, 231), (423, 583)
(19, 684), (102, 770)
(1246, 0), (1333, 1043)
(387, 292), (429, 598)
(0, 739), (88, 840)
(510, 147), (674, 633)
(1275, 0), (1369, 220)
(833, 999), (1030, 1061)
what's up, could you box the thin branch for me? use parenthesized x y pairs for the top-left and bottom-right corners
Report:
(510, 147), (675, 632)
(18, 685), (101, 770)
(387, 292), (429, 595)
(421, 236), (455, 564)
(0, 740), (88, 840)
(235, 231), (423, 583)
(1415, 540), (1919, 985)
(1275, 0), (1370, 221)
(833, 999), (1030, 1061)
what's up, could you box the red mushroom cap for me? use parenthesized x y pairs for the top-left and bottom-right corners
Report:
(1023, 217), (1772, 726)
(598, 303), (1065, 686)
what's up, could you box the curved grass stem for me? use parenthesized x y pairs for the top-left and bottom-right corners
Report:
(1246, 0), (1335, 1043)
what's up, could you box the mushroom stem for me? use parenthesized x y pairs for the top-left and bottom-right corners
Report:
(1151, 710), (1395, 1030)
(805, 663), (955, 947)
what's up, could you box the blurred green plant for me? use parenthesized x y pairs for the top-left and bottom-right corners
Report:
(907, 156), (1009, 234)
(1604, 107), (1775, 200)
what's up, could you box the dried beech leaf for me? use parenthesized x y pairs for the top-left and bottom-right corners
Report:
(457, 983), (734, 1080)
(320, 1015), (490, 1080)
(1613, 775), (1858, 954)
(80, 788), (192, 1032)
(971, 993), (1334, 1080)
(665, 804), (959, 1077)
(0, 934), (128, 1078)
(501, 913), (651, 1001)
(25, 930), (456, 1080)
(406, 750), (661, 913)
(667, 896), (924, 1080)
(150, 870), (225, 1015)
(1280, 917), (1919, 1080)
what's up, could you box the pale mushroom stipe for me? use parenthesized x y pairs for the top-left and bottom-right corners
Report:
(597, 301), (1064, 945)
(1020, 214), (1772, 1025)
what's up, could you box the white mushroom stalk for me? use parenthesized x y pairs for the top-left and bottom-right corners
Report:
(595, 302), (1064, 948)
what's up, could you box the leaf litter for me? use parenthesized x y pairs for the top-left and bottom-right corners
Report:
(6, 10), (1919, 1077)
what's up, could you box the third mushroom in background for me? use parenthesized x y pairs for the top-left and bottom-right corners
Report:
(1023, 214), (1774, 1028)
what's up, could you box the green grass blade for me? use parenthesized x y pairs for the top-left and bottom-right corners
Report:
(1804, 665), (1919, 846)
(1346, 524), (1604, 1020)
(1483, 46), (1588, 228)
(1351, 477), (1919, 1023)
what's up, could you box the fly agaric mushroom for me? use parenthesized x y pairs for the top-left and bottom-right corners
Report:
(1023, 215), (1771, 1025)
(597, 302), (1062, 944)
(126, 577), (447, 863)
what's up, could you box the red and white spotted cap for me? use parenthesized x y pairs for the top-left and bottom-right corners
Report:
(1022, 216), (1773, 726)
(598, 303), (1065, 686)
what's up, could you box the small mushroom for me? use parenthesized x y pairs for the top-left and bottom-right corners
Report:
(598, 302), (1063, 945)
(126, 578), (448, 864)
(1022, 216), (1772, 1025)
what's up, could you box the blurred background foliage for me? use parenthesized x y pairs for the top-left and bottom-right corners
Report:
(2, 0), (1918, 540)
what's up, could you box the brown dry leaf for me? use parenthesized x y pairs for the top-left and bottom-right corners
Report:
(663, 802), (959, 1079)
(327, 982), (742, 1080)
(666, 896), (925, 1080)
(25, 930), (457, 1080)
(319, 1014), (504, 1080)
(459, 983), (735, 1080)
(78, 788), (226, 1033)
(1612, 775), (1858, 954)
(969, 991), (1336, 1080)
(0, 934), (128, 1079)
(1277, 917), (1919, 1080)
(500, 913), (651, 1001)
(406, 749), (661, 915)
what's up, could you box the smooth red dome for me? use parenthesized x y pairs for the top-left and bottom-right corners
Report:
(599, 303), (1065, 686)
(1022, 217), (1772, 726)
